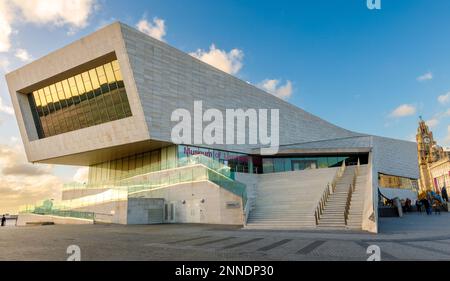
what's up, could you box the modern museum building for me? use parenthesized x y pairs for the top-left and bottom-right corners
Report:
(6, 22), (419, 233)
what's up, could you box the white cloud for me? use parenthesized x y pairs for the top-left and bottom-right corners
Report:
(417, 71), (433, 82)
(73, 167), (89, 184)
(0, 1), (13, 52)
(11, 0), (96, 28)
(258, 79), (293, 100)
(190, 44), (244, 75)
(438, 92), (450, 105)
(426, 118), (439, 128)
(0, 57), (10, 71)
(389, 104), (416, 118)
(14, 48), (32, 62)
(0, 96), (14, 115)
(0, 143), (61, 214)
(0, 0), (97, 53)
(136, 17), (166, 41)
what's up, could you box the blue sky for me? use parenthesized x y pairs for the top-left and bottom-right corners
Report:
(0, 0), (449, 212)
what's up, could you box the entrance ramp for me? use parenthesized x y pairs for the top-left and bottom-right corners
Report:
(243, 167), (339, 229)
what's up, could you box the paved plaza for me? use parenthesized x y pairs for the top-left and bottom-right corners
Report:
(1, 212), (450, 261)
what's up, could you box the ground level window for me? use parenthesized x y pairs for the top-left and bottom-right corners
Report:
(378, 173), (419, 193)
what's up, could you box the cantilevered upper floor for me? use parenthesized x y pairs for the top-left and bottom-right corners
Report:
(6, 22), (366, 166)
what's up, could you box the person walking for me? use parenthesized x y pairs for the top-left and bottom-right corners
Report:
(1, 215), (6, 227)
(416, 199), (422, 213)
(422, 196), (432, 215)
(441, 186), (448, 202)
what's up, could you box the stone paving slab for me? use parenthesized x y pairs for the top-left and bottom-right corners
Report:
(1, 213), (450, 260)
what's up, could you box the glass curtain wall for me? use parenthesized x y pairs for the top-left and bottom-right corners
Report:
(87, 146), (177, 185)
(378, 173), (419, 193)
(261, 154), (368, 173)
(177, 145), (254, 173)
(28, 59), (132, 139)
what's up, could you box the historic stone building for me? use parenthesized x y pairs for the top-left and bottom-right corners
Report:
(416, 118), (449, 192)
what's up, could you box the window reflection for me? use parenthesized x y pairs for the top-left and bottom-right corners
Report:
(378, 173), (419, 192)
(261, 154), (369, 174)
(28, 59), (132, 139)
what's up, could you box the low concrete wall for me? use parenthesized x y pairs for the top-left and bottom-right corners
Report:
(362, 160), (376, 233)
(17, 213), (93, 226)
(127, 198), (164, 224)
(62, 188), (109, 200)
(73, 200), (128, 224)
(129, 181), (244, 225)
(234, 173), (259, 224)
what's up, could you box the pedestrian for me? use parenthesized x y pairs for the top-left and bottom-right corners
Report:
(1, 215), (6, 227)
(433, 199), (441, 215)
(426, 192), (434, 215)
(422, 198), (431, 215)
(405, 198), (412, 212)
(441, 186), (448, 202)
(416, 200), (422, 213)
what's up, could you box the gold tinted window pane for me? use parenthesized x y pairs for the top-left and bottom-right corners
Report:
(75, 75), (85, 93)
(43, 87), (55, 116)
(114, 70), (123, 83)
(111, 60), (120, 71)
(82, 72), (93, 92)
(28, 59), (132, 139)
(38, 89), (47, 107)
(112, 61), (124, 82)
(68, 77), (79, 96)
(89, 69), (100, 89)
(56, 82), (66, 102)
(104, 63), (116, 83)
(50, 84), (59, 103)
(96, 66), (108, 85)
(62, 80), (72, 99)
(33, 91), (41, 106)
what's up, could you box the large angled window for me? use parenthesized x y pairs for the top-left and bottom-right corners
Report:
(27, 59), (132, 139)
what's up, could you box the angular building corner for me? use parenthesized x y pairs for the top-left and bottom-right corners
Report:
(5, 22), (419, 233)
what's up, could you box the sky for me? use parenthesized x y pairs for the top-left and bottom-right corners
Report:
(0, 0), (450, 213)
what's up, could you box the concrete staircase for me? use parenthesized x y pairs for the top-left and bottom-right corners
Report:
(317, 165), (368, 230)
(346, 165), (369, 230)
(244, 168), (338, 230)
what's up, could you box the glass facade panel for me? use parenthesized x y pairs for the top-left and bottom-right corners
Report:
(85, 146), (369, 186)
(178, 145), (253, 173)
(27, 59), (132, 139)
(88, 147), (168, 185)
(261, 154), (368, 174)
(379, 173), (419, 193)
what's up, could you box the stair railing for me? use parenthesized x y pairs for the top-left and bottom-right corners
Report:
(344, 164), (360, 225)
(315, 183), (332, 225)
(331, 160), (346, 193)
(314, 161), (347, 225)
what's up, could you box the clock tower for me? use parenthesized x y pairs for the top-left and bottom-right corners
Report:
(416, 117), (437, 191)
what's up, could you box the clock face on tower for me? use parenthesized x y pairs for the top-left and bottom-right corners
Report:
(424, 137), (431, 144)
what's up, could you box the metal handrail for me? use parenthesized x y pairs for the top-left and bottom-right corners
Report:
(344, 161), (360, 225)
(315, 161), (347, 225)
(315, 184), (331, 225)
(344, 184), (353, 224)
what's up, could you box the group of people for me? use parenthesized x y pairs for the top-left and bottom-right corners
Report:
(414, 186), (448, 215)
